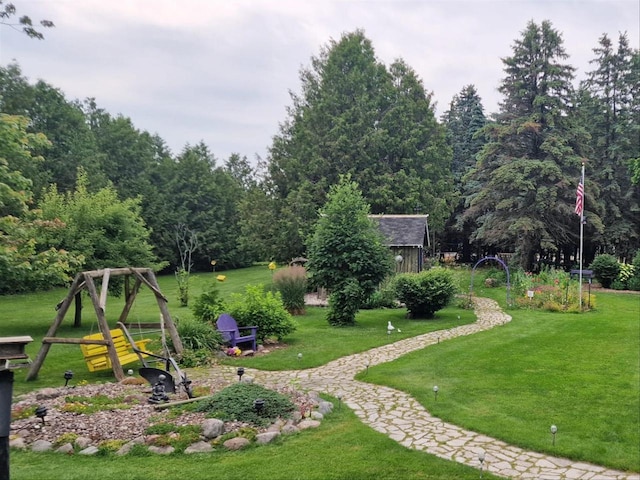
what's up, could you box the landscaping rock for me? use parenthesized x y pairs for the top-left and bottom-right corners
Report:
(75, 436), (93, 449)
(31, 440), (53, 452)
(255, 431), (280, 445)
(223, 437), (250, 450)
(318, 401), (333, 415)
(297, 419), (321, 430)
(281, 423), (298, 435)
(310, 411), (324, 420)
(10, 437), (26, 449)
(35, 388), (60, 400)
(56, 443), (74, 454)
(79, 446), (99, 455)
(116, 442), (135, 456)
(184, 441), (213, 454)
(202, 418), (224, 439)
(145, 434), (161, 445)
(148, 445), (175, 455)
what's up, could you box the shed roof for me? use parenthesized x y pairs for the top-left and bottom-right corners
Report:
(369, 214), (429, 248)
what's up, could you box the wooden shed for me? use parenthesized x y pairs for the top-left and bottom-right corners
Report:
(369, 214), (430, 273)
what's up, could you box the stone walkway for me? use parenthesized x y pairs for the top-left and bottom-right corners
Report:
(217, 298), (639, 480)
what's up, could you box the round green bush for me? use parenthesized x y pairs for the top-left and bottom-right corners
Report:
(226, 284), (297, 341)
(393, 267), (457, 318)
(589, 254), (620, 288)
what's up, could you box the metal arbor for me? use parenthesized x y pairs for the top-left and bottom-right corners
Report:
(469, 256), (511, 306)
(26, 267), (183, 382)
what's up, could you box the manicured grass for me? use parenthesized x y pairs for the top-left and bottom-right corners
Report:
(1, 266), (473, 394)
(11, 397), (502, 480)
(361, 291), (640, 472)
(224, 305), (475, 370)
(0, 266), (275, 394)
(4, 265), (639, 477)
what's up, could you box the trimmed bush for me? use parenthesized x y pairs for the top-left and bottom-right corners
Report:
(393, 268), (457, 318)
(226, 284), (297, 341)
(273, 265), (308, 315)
(589, 254), (620, 288)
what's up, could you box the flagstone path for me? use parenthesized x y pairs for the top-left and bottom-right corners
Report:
(214, 298), (639, 480)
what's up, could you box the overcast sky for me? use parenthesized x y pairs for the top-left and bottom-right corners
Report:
(1, 1), (638, 163)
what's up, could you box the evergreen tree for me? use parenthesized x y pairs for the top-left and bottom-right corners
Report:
(464, 20), (590, 269)
(266, 30), (453, 261)
(307, 176), (393, 326)
(580, 33), (639, 258)
(442, 85), (487, 261)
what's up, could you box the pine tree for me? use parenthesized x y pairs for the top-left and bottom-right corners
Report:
(464, 20), (590, 269)
(442, 85), (487, 261)
(581, 33), (639, 258)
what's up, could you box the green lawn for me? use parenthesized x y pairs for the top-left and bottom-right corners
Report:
(11, 403), (502, 480)
(360, 291), (640, 472)
(3, 266), (639, 477)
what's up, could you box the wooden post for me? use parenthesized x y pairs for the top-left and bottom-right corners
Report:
(146, 271), (183, 354)
(26, 274), (83, 380)
(73, 292), (82, 328)
(84, 272), (125, 381)
(118, 276), (142, 324)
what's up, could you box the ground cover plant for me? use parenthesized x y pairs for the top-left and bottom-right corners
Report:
(361, 291), (640, 472)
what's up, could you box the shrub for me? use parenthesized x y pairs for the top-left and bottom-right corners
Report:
(273, 265), (308, 315)
(174, 316), (223, 351)
(327, 278), (362, 326)
(179, 348), (213, 368)
(195, 383), (295, 428)
(616, 262), (636, 289)
(627, 276), (640, 291)
(589, 254), (620, 288)
(192, 283), (226, 323)
(226, 284), (297, 341)
(393, 268), (457, 318)
(361, 277), (398, 309)
(484, 267), (505, 286)
(610, 279), (626, 290)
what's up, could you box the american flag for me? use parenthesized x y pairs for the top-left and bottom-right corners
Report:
(575, 181), (584, 216)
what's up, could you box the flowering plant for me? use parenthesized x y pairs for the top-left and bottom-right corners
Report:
(226, 346), (241, 356)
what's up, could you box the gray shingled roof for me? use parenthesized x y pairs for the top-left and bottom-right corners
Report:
(369, 215), (429, 247)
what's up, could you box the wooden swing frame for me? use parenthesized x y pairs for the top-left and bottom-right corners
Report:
(26, 267), (183, 382)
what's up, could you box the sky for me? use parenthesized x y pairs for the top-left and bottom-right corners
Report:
(1, 0), (638, 163)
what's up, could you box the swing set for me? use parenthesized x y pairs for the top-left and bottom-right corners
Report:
(26, 267), (184, 383)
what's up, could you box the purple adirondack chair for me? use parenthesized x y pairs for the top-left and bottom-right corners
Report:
(216, 314), (258, 352)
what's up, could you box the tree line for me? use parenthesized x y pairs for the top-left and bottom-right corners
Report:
(1, 20), (638, 294)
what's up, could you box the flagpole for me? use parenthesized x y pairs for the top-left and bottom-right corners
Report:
(578, 162), (585, 310)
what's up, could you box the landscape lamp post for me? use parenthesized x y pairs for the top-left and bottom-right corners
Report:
(35, 406), (47, 424)
(433, 385), (439, 401)
(237, 367), (245, 382)
(63, 370), (73, 387)
(478, 450), (486, 478)
(253, 398), (265, 414)
(550, 424), (558, 446)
